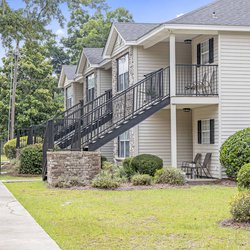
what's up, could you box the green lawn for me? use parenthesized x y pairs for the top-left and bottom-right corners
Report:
(0, 175), (41, 181)
(5, 182), (250, 250)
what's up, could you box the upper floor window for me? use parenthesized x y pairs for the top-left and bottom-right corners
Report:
(197, 38), (214, 65)
(86, 73), (95, 102)
(117, 54), (129, 92)
(118, 131), (130, 158)
(65, 86), (72, 109)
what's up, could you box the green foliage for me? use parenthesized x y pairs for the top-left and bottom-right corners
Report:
(62, 7), (133, 63)
(0, 44), (64, 136)
(230, 192), (250, 223)
(154, 167), (185, 185)
(19, 143), (43, 175)
(130, 154), (163, 176)
(3, 137), (27, 159)
(101, 156), (108, 167)
(220, 128), (250, 178)
(55, 176), (86, 188)
(122, 157), (135, 180)
(131, 174), (152, 186)
(237, 163), (250, 190)
(91, 170), (121, 189)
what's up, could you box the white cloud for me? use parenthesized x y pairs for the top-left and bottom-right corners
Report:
(55, 29), (66, 38)
(176, 13), (184, 18)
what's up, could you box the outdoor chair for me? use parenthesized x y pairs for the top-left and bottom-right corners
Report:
(185, 70), (215, 95)
(181, 153), (212, 179)
(180, 153), (202, 178)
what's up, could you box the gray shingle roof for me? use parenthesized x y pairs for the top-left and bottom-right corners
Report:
(166, 0), (250, 26)
(114, 23), (160, 41)
(62, 65), (77, 80)
(83, 48), (104, 64)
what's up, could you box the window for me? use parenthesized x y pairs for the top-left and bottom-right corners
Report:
(198, 119), (215, 145)
(65, 86), (72, 109)
(117, 54), (129, 92)
(118, 131), (130, 158)
(86, 73), (95, 102)
(197, 38), (214, 65)
(201, 40), (209, 64)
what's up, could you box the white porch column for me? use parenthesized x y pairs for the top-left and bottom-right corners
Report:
(171, 104), (177, 168)
(169, 33), (176, 97)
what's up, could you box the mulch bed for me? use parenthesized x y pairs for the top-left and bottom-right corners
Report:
(220, 219), (250, 231)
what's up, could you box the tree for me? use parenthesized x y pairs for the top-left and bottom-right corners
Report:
(62, 7), (134, 63)
(0, 44), (63, 137)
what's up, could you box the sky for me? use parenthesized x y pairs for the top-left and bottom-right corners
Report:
(0, 0), (212, 64)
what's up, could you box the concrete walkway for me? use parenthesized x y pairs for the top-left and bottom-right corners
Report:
(0, 182), (61, 250)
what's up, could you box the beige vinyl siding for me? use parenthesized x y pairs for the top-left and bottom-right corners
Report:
(137, 42), (192, 80)
(220, 33), (250, 142)
(138, 109), (192, 166)
(192, 35), (218, 64)
(137, 42), (192, 165)
(96, 69), (113, 161)
(112, 35), (125, 56)
(192, 105), (219, 178)
(97, 69), (112, 95)
(72, 82), (83, 105)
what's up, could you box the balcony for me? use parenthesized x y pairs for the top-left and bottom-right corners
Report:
(176, 64), (218, 96)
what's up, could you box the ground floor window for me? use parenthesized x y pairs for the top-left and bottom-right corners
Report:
(198, 119), (214, 144)
(118, 131), (130, 158)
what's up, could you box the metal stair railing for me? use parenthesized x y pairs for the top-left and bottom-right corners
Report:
(78, 67), (170, 149)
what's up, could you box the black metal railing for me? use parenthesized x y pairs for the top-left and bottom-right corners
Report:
(176, 64), (218, 96)
(77, 67), (170, 148)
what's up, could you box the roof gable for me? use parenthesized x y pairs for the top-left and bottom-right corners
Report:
(166, 0), (250, 26)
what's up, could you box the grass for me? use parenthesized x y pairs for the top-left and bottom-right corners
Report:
(5, 182), (250, 250)
(0, 175), (41, 181)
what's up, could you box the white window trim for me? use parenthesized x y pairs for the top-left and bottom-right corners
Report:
(118, 131), (130, 158)
(117, 54), (129, 92)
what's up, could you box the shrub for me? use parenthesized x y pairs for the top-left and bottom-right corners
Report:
(237, 163), (250, 190)
(154, 167), (185, 185)
(122, 157), (135, 179)
(220, 128), (250, 178)
(132, 174), (152, 186)
(55, 176), (86, 188)
(101, 156), (108, 167)
(91, 170), (121, 189)
(3, 137), (28, 159)
(19, 144), (43, 175)
(230, 192), (250, 222)
(130, 154), (163, 176)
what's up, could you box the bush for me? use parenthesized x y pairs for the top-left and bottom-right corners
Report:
(132, 174), (152, 186)
(130, 154), (163, 176)
(230, 192), (250, 222)
(3, 137), (28, 159)
(55, 176), (86, 188)
(154, 167), (185, 185)
(91, 170), (121, 189)
(220, 128), (250, 178)
(101, 156), (108, 167)
(19, 144), (43, 175)
(122, 157), (135, 180)
(237, 163), (250, 190)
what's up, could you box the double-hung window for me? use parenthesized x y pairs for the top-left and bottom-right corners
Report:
(65, 86), (72, 109)
(198, 119), (215, 144)
(117, 54), (129, 92)
(197, 38), (214, 65)
(118, 131), (130, 158)
(86, 73), (95, 102)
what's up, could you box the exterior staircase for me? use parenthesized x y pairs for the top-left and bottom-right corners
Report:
(17, 67), (171, 180)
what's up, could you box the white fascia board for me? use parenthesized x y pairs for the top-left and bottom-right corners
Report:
(171, 96), (219, 105)
(136, 24), (250, 45)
